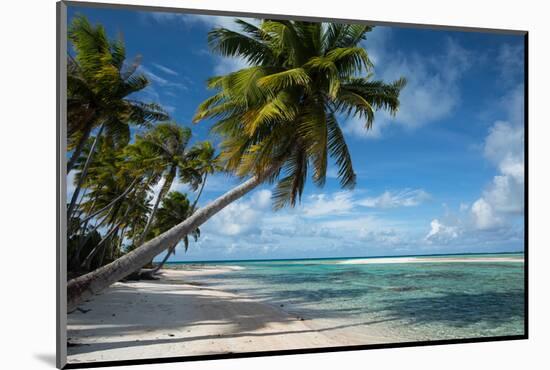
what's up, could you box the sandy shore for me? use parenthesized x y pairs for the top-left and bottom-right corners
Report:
(67, 268), (396, 364)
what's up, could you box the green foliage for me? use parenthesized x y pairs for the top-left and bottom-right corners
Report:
(194, 20), (406, 209)
(67, 16), (218, 276)
(152, 191), (201, 252)
(67, 15), (168, 155)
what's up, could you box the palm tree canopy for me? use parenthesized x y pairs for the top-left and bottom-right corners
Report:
(134, 122), (208, 190)
(67, 15), (168, 150)
(193, 20), (406, 209)
(153, 191), (200, 251)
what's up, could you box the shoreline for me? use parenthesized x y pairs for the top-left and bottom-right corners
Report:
(67, 268), (398, 364)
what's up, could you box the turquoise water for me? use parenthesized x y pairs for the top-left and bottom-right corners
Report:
(167, 253), (525, 341)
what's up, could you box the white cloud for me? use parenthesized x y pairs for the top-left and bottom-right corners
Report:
(213, 56), (249, 75)
(302, 192), (354, 217)
(422, 85), (524, 243)
(138, 65), (187, 90)
(471, 199), (501, 230)
(482, 174), (524, 214)
(252, 189), (272, 208)
(496, 43), (524, 83)
(425, 219), (458, 243)
(358, 189), (430, 209)
(300, 188), (429, 217)
(363, 26), (392, 67)
(484, 121), (524, 170)
(152, 63), (179, 76)
(203, 189), (272, 236)
(346, 38), (473, 139)
(470, 85), (524, 229)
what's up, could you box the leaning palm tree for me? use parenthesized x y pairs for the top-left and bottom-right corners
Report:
(133, 123), (205, 246)
(66, 15), (168, 219)
(185, 141), (221, 210)
(149, 192), (200, 274)
(67, 20), (405, 311)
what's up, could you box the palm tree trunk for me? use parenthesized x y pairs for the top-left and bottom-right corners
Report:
(136, 166), (176, 246)
(69, 204), (110, 271)
(116, 225), (127, 256)
(82, 221), (121, 270)
(151, 239), (178, 275)
(150, 173), (208, 275)
(67, 174), (263, 311)
(81, 204), (124, 270)
(79, 177), (139, 225)
(67, 123), (93, 173)
(67, 122), (106, 220)
(190, 173), (208, 212)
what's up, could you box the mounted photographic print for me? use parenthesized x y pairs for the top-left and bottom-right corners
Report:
(56, 1), (527, 368)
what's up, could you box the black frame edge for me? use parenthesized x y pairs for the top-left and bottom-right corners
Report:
(62, 335), (528, 369)
(63, 0), (527, 35)
(57, 1), (68, 369)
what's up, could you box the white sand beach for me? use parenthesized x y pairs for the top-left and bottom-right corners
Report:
(67, 268), (397, 364)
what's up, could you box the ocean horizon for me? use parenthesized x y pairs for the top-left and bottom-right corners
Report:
(161, 251), (525, 265)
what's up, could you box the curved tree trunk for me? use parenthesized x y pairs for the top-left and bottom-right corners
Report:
(69, 203), (110, 271)
(151, 240), (178, 275)
(67, 122), (105, 220)
(81, 205), (124, 270)
(67, 123), (93, 173)
(67, 174), (262, 311)
(136, 165), (176, 247)
(190, 173), (208, 212)
(151, 173), (209, 274)
(79, 177), (139, 225)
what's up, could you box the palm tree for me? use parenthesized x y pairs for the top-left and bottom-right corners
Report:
(66, 15), (168, 219)
(149, 192), (200, 274)
(133, 123), (205, 246)
(185, 141), (221, 210)
(68, 134), (157, 273)
(67, 20), (405, 311)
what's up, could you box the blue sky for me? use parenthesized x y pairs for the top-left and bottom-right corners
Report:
(67, 5), (525, 261)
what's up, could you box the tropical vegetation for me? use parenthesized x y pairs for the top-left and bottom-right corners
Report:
(66, 16), (215, 279)
(66, 17), (406, 311)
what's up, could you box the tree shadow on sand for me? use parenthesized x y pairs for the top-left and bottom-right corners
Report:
(67, 282), (396, 357)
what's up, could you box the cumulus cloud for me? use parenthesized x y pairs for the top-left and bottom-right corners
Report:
(358, 189), (430, 209)
(203, 189), (272, 236)
(425, 219), (459, 243)
(470, 85), (524, 229)
(422, 83), (524, 246)
(471, 199), (501, 230)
